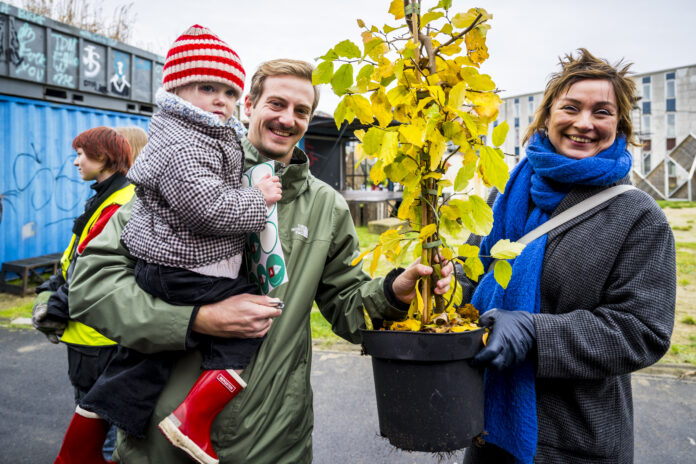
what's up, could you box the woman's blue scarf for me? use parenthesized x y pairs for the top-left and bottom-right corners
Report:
(471, 133), (632, 463)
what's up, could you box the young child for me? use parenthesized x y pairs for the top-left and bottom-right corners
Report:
(54, 25), (282, 464)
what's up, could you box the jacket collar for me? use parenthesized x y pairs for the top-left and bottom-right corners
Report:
(241, 137), (310, 203)
(155, 88), (246, 139)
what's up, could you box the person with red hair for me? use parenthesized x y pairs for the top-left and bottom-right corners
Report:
(31, 126), (135, 463)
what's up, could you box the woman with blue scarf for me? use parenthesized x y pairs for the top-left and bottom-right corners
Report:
(462, 49), (676, 464)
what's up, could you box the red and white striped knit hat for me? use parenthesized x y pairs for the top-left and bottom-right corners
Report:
(162, 24), (245, 95)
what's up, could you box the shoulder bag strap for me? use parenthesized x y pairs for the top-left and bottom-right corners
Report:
(487, 185), (636, 272)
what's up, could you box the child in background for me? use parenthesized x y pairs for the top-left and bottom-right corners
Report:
(54, 25), (281, 464)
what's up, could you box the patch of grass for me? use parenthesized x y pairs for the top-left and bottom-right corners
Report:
(0, 300), (33, 320)
(669, 336), (696, 366)
(676, 242), (696, 278)
(658, 201), (696, 209)
(355, 226), (381, 251)
(681, 316), (696, 325)
(673, 225), (693, 231)
(679, 278), (691, 286)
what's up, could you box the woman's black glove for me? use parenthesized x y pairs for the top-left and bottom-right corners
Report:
(472, 309), (536, 371)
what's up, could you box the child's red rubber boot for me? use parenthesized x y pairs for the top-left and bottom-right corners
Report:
(158, 369), (246, 464)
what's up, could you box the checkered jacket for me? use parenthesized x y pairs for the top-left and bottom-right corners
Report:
(121, 90), (266, 268)
(460, 179), (676, 463)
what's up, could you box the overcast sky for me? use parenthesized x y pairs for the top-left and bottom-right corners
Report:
(101, 0), (696, 114)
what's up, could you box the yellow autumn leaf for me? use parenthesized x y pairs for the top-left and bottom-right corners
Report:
(347, 94), (374, 125)
(379, 229), (402, 250)
(387, 85), (410, 106)
(391, 318), (421, 332)
(463, 256), (484, 282)
(370, 245), (382, 276)
(478, 146), (509, 193)
(492, 120), (509, 147)
(458, 244), (480, 258)
(379, 131), (399, 164)
(494, 260), (512, 288)
(388, 0), (405, 20)
(370, 159), (385, 184)
(451, 11), (479, 29)
(418, 224), (438, 241)
(371, 88), (393, 127)
(490, 239), (525, 260)
(351, 248), (372, 266)
(399, 122), (425, 147)
(467, 91), (501, 122)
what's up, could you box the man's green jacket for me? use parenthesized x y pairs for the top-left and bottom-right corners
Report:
(69, 139), (407, 463)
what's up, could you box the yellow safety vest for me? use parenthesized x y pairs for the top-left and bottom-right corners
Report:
(60, 184), (135, 347)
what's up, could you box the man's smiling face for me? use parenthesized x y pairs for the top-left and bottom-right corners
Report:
(245, 75), (314, 164)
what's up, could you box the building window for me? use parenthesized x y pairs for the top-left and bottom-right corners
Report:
(666, 72), (676, 112)
(642, 114), (651, 139)
(514, 98), (520, 117)
(514, 146), (520, 156)
(641, 76), (651, 115)
(642, 139), (652, 152)
(667, 159), (676, 177)
(527, 96), (534, 116)
(642, 152), (651, 174)
(666, 113), (676, 150)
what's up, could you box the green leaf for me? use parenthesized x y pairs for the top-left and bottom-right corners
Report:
(493, 260), (512, 288)
(334, 39), (361, 59)
(357, 19), (365, 28)
(458, 244), (480, 258)
(333, 98), (347, 128)
(479, 146), (510, 193)
(490, 239), (525, 260)
(421, 11), (444, 27)
(460, 195), (493, 236)
(356, 64), (374, 85)
(331, 63), (354, 95)
(454, 163), (476, 191)
(491, 120), (509, 147)
(436, 0), (453, 10)
(362, 127), (384, 155)
(312, 60), (334, 85)
(318, 49), (338, 61)
(383, 23), (406, 33)
(365, 37), (386, 60)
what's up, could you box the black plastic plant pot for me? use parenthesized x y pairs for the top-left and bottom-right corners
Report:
(360, 328), (485, 452)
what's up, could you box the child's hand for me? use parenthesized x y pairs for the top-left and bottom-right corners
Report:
(256, 174), (282, 206)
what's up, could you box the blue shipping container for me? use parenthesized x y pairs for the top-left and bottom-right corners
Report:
(0, 94), (150, 264)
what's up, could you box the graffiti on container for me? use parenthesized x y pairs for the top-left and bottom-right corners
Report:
(51, 32), (78, 87)
(109, 54), (131, 96)
(6, 18), (24, 66)
(1, 143), (87, 227)
(82, 45), (101, 78)
(16, 8), (46, 25)
(15, 22), (46, 81)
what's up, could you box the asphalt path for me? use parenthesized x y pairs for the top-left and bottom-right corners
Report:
(1, 328), (695, 463)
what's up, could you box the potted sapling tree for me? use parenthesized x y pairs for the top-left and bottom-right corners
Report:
(313, 0), (524, 453)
